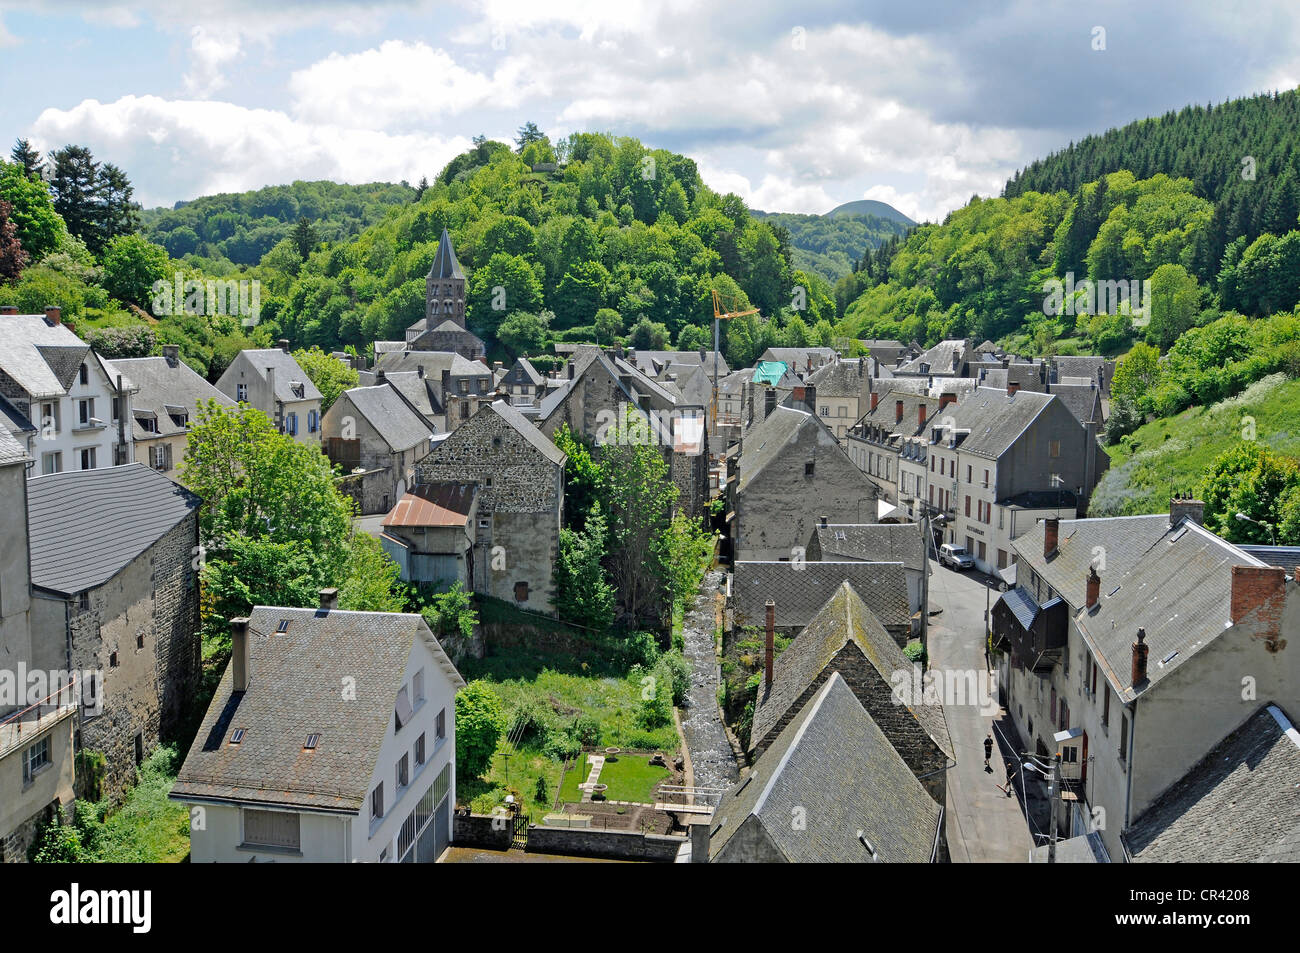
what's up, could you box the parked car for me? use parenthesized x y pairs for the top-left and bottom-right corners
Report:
(938, 543), (975, 570)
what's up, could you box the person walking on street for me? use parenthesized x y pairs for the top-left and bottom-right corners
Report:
(1004, 758), (1016, 796)
(983, 733), (994, 769)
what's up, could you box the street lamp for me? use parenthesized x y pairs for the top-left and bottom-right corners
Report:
(1235, 511), (1277, 546)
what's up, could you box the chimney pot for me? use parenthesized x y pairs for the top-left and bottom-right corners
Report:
(765, 600), (776, 692)
(938, 392), (956, 412)
(0, 305), (17, 314)
(918, 403), (927, 429)
(376, 369), (386, 383)
(1007, 381), (1020, 396)
(1086, 565), (1100, 609)
(1169, 495), (1204, 527)
(1131, 628), (1149, 686)
(162, 344), (179, 367)
(319, 587), (339, 610)
(819, 515), (827, 527)
(1044, 517), (1060, 557)
(45, 305), (61, 326)
(231, 617), (251, 692)
(279, 338), (290, 354)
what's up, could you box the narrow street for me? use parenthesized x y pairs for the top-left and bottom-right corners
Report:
(924, 558), (1035, 862)
(678, 569), (739, 794)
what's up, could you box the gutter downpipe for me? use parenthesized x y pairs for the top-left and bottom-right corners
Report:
(1122, 698), (1137, 859)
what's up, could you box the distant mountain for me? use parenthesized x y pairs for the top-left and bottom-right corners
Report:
(751, 203), (914, 282)
(824, 199), (916, 227)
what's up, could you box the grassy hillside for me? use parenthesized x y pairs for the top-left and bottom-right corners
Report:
(1090, 373), (1300, 516)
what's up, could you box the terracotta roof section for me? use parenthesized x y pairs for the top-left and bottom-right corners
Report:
(383, 482), (476, 528)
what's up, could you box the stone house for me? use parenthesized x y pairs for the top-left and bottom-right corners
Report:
(748, 582), (953, 809)
(805, 357), (871, 441)
(502, 357), (545, 407)
(993, 501), (1300, 862)
(372, 351), (494, 431)
(709, 672), (944, 863)
(414, 400), (565, 615)
(726, 405), (878, 562)
(108, 345), (236, 477)
(894, 338), (972, 378)
(171, 593), (465, 862)
(215, 344), (323, 445)
(323, 382), (433, 515)
(0, 428), (77, 862)
(846, 389), (946, 509)
(0, 306), (134, 474)
(380, 483), (478, 589)
(806, 520), (928, 617)
(27, 464), (201, 801)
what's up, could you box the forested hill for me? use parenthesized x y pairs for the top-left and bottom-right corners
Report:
(140, 180), (415, 266)
(750, 207), (912, 282)
(1004, 89), (1300, 256)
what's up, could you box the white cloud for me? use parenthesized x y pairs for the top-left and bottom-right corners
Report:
(30, 95), (470, 205)
(183, 26), (244, 97)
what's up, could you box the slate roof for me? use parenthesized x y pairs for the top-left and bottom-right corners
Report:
(489, 400), (566, 466)
(896, 339), (970, 376)
(27, 464), (200, 596)
(999, 586), (1041, 631)
(342, 383), (433, 452)
(510, 357), (544, 386)
(759, 347), (837, 371)
(751, 582), (952, 759)
(171, 606), (464, 813)
(1048, 382), (1102, 426)
(0, 393), (35, 440)
(627, 349), (728, 377)
(381, 370), (441, 422)
(978, 365), (1046, 391)
(0, 315), (91, 399)
(1126, 705), (1300, 863)
(227, 349), (323, 403)
(384, 482), (476, 528)
(1014, 515), (1267, 703)
(0, 424), (29, 467)
(811, 523), (926, 572)
(710, 673), (943, 863)
(1031, 831), (1108, 863)
(1052, 355), (1113, 394)
(854, 390), (939, 442)
(427, 228), (465, 280)
(936, 386), (1056, 459)
(806, 358), (868, 398)
(1238, 544), (1300, 570)
(375, 349), (487, 385)
(109, 355), (236, 440)
(732, 560), (911, 631)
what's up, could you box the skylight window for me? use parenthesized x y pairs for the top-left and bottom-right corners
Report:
(304, 733), (320, 750)
(276, 619), (290, 633)
(230, 728), (246, 745)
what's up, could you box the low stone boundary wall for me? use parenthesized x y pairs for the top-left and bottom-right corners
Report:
(526, 825), (684, 862)
(452, 812), (512, 850)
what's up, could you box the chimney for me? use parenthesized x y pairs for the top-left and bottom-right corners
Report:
(765, 600), (776, 691)
(938, 392), (956, 412)
(376, 369), (386, 384)
(568, 363), (575, 380)
(1131, 628), (1149, 687)
(279, 338), (290, 354)
(45, 306), (61, 326)
(690, 818), (710, 863)
(441, 368), (451, 396)
(895, 399), (904, 424)
(1043, 517), (1059, 557)
(918, 403), (927, 429)
(1007, 381), (1020, 396)
(792, 385), (806, 406)
(1169, 493), (1204, 528)
(819, 515), (828, 527)
(1086, 565), (1100, 609)
(231, 618), (251, 692)
(870, 392), (879, 413)
(319, 587), (339, 610)
(764, 388), (777, 419)
(493, 361), (503, 371)
(417, 364), (425, 379)
(162, 344), (179, 367)
(265, 366), (276, 424)
(1230, 565), (1287, 633)
(0, 305), (17, 314)
(805, 384), (816, 413)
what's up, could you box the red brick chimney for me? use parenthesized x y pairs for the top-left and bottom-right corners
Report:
(870, 392), (879, 413)
(1131, 628), (1148, 687)
(1044, 517), (1059, 557)
(0, 305), (17, 314)
(1230, 565), (1287, 642)
(765, 600), (776, 692)
(1086, 565), (1100, 609)
(938, 392), (956, 412)
(895, 399), (904, 424)
(918, 403), (927, 429)
(231, 618), (251, 692)
(1007, 381), (1020, 396)
(45, 305), (61, 326)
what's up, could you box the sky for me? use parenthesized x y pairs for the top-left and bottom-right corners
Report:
(1, 0), (1298, 223)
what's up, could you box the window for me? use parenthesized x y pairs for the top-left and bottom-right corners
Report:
(286, 412), (298, 436)
(1119, 713), (1129, 762)
(79, 364), (88, 386)
(413, 669), (425, 705)
(1050, 687), (1057, 721)
(308, 409), (318, 433)
(820, 406), (829, 416)
(236, 383), (248, 401)
(965, 496), (971, 517)
(459, 380), (468, 394)
(396, 753), (409, 790)
(243, 809), (301, 850)
(22, 737), (50, 782)
(80, 447), (96, 471)
(415, 732), (426, 767)
(977, 541), (986, 562)
(804, 461), (815, 477)
(41, 401), (59, 434)
(41, 452), (62, 475)
(436, 708), (446, 742)
(1102, 685), (1110, 728)
(136, 634), (144, 649)
(109, 651), (118, 668)
(514, 581), (529, 602)
(983, 469), (989, 487)
(394, 686), (413, 731)
(1059, 699), (1069, 732)
(966, 465), (972, 482)
(371, 783), (384, 820)
(78, 398), (95, 425)
(930, 456), (935, 472)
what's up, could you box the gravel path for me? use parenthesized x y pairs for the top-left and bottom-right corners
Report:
(679, 569), (739, 793)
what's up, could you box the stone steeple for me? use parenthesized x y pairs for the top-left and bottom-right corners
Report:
(425, 228), (466, 328)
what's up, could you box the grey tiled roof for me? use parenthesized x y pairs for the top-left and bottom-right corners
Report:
(735, 406), (814, 493)
(759, 347), (836, 370)
(751, 581), (952, 760)
(224, 349), (323, 403)
(1031, 831), (1108, 863)
(1052, 355), (1113, 394)
(1126, 705), (1300, 863)
(1048, 382), (1102, 426)
(710, 673), (942, 863)
(811, 523), (926, 572)
(856, 390), (939, 442)
(937, 386), (1056, 459)
(1012, 514), (1170, 609)
(0, 425), (28, 466)
(732, 560), (911, 631)
(381, 371), (441, 422)
(427, 228), (465, 280)
(109, 355), (236, 440)
(897, 339), (969, 376)
(627, 350), (728, 377)
(342, 384), (433, 452)
(0, 315), (91, 398)
(999, 586), (1040, 631)
(375, 350), (486, 384)
(28, 463), (200, 595)
(172, 606), (464, 812)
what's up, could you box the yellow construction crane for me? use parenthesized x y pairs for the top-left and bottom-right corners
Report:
(709, 287), (760, 435)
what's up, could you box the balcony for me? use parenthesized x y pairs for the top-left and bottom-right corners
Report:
(0, 682), (78, 760)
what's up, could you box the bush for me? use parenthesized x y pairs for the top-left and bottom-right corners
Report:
(620, 630), (661, 668)
(903, 640), (927, 665)
(30, 805), (83, 863)
(455, 681), (506, 780)
(655, 650), (691, 706)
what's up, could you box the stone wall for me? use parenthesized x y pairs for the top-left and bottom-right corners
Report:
(526, 825), (684, 861)
(63, 513), (200, 802)
(452, 811), (513, 850)
(336, 468), (395, 516)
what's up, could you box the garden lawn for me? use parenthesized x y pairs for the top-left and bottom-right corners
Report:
(559, 754), (670, 805)
(81, 744), (191, 863)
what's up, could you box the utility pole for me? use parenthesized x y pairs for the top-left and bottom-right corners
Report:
(1048, 752), (1061, 864)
